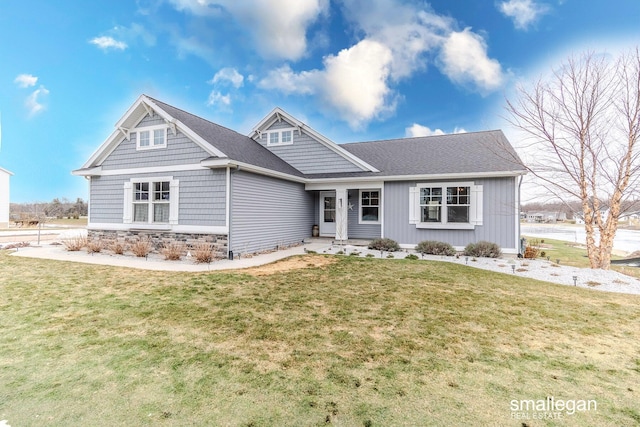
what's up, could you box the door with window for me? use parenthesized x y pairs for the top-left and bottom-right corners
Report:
(319, 191), (336, 236)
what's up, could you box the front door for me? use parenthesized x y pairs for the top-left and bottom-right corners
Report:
(319, 191), (336, 236)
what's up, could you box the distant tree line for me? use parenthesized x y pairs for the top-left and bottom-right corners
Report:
(10, 198), (88, 221)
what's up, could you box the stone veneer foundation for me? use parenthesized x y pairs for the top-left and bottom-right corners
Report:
(87, 229), (228, 258)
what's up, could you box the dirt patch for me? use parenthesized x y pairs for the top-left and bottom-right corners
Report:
(240, 255), (337, 276)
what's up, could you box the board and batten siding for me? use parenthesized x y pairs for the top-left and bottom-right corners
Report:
(256, 120), (363, 174)
(89, 169), (226, 227)
(101, 114), (212, 171)
(383, 177), (518, 251)
(230, 170), (314, 254)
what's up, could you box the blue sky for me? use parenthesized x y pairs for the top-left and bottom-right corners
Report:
(0, 0), (639, 203)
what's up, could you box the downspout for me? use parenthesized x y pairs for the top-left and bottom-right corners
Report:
(226, 166), (231, 258)
(517, 175), (523, 255)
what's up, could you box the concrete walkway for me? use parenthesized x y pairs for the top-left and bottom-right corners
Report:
(9, 241), (332, 272)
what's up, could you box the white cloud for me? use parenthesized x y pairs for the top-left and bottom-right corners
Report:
(259, 65), (320, 95)
(320, 40), (395, 128)
(438, 28), (505, 93)
(25, 86), (50, 116)
(207, 91), (231, 108)
(498, 0), (550, 30)
(89, 36), (128, 51)
(168, 0), (328, 61)
(260, 39), (395, 129)
(14, 74), (38, 88)
(210, 68), (244, 88)
(405, 123), (467, 137)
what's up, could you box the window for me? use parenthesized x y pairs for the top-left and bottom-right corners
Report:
(124, 178), (179, 226)
(136, 125), (167, 150)
(360, 189), (380, 223)
(266, 128), (295, 146)
(410, 182), (482, 229)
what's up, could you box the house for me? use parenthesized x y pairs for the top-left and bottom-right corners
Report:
(524, 211), (567, 223)
(0, 166), (12, 228)
(73, 95), (527, 257)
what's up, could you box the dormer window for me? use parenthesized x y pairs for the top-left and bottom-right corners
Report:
(266, 128), (295, 146)
(136, 125), (167, 150)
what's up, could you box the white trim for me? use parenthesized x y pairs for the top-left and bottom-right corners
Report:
(358, 188), (381, 225)
(266, 128), (295, 146)
(76, 163), (208, 177)
(306, 170), (526, 185)
(87, 222), (229, 235)
(305, 180), (384, 191)
(412, 181), (477, 229)
(135, 124), (167, 151)
(380, 184), (385, 238)
(225, 166), (231, 229)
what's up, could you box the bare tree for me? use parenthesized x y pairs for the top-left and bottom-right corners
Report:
(505, 49), (640, 269)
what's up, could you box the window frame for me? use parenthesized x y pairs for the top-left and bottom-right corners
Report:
(412, 181), (479, 229)
(266, 128), (296, 147)
(125, 177), (178, 226)
(136, 125), (167, 151)
(359, 189), (381, 224)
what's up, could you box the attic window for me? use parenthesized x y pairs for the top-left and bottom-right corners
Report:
(266, 128), (295, 146)
(136, 125), (167, 151)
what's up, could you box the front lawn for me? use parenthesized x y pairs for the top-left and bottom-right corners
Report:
(0, 252), (638, 426)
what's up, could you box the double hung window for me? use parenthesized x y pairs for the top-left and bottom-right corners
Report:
(410, 182), (482, 229)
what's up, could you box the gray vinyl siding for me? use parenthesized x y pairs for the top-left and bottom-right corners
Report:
(89, 169), (226, 227)
(383, 177), (518, 251)
(101, 114), (211, 170)
(347, 189), (381, 239)
(257, 120), (363, 174)
(230, 170), (314, 254)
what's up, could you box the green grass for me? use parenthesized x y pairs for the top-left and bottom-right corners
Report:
(524, 235), (640, 279)
(1, 252), (639, 426)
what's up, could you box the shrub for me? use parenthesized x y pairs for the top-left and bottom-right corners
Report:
(131, 238), (153, 258)
(162, 242), (185, 261)
(191, 242), (215, 264)
(109, 240), (127, 255)
(463, 241), (502, 258)
(86, 239), (104, 254)
(415, 240), (456, 256)
(405, 254), (419, 260)
(63, 235), (87, 251)
(368, 238), (400, 252)
(523, 245), (540, 259)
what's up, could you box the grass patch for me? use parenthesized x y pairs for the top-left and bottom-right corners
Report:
(0, 252), (639, 425)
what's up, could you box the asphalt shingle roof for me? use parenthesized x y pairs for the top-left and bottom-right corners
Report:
(149, 97), (304, 177)
(151, 96), (525, 180)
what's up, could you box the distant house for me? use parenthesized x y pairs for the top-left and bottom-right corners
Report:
(73, 95), (527, 257)
(525, 211), (566, 223)
(0, 167), (12, 228)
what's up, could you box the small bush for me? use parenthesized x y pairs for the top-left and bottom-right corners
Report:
(63, 235), (87, 251)
(463, 241), (502, 258)
(415, 240), (456, 256)
(523, 245), (540, 259)
(131, 238), (153, 258)
(368, 238), (400, 252)
(365, 253), (375, 258)
(109, 240), (127, 255)
(405, 254), (419, 260)
(86, 239), (104, 254)
(192, 242), (215, 264)
(162, 242), (185, 261)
